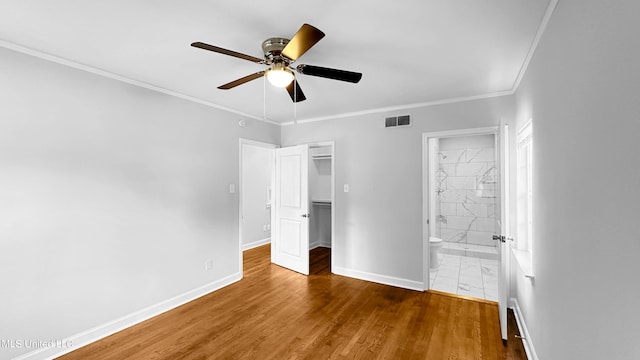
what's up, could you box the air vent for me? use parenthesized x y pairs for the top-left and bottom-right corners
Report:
(384, 115), (411, 128)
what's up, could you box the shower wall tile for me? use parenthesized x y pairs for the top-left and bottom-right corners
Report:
(479, 164), (497, 181)
(457, 203), (488, 217)
(441, 228), (466, 242)
(441, 202), (457, 216)
(456, 162), (487, 176)
(436, 145), (498, 248)
(439, 164), (456, 175)
(467, 231), (495, 246)
(439, 150), (465, 164)
(476, 218), (497, 232)
(487, 204), (496, 218)
(444, 216), (477, 230)
(466, 190), (496, 204)
(466, 148), (494, 163)
(446, 176), (476, 190)
(440, 189), (466, 202)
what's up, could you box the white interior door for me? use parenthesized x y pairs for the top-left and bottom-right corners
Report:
(497, 123), (511, 340)
(272, 145), (310, 275)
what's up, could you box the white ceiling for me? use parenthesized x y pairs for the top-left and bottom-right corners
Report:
(0, 0), (551, 124)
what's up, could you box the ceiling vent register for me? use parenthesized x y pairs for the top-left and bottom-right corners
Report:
(385, 115), (411, 128)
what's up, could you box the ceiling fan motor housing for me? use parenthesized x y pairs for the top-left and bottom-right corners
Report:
(262, 37), (290, 63)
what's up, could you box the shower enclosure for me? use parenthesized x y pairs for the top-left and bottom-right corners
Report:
(431, 135), (499, 259)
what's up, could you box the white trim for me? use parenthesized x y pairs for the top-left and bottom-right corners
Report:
(0, 40), (278, 125)
(280, 91), (513, 126)
(242, 237), (271, 251)
(333, 266), (424, 292)
(310, 242), (331, 250)
(510, 298), (539, 360)
(511, 0), (560, 91)
(14, 272), (242, 360)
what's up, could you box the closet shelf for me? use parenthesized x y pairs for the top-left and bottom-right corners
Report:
(311, 199), (332, 207)
(311, 154), (332, 160)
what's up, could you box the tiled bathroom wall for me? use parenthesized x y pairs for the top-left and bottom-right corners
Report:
(436, 145), (498, 247)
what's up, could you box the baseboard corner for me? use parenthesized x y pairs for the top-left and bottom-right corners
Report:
(333, 266), (424, 291)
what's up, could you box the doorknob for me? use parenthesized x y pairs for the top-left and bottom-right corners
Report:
(492, 235), (514, 243)
(301, 213), (310, 218)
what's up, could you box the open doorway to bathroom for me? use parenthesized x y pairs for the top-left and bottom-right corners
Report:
(426, 132), (500, 301)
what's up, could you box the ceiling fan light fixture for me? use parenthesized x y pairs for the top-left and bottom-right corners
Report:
(266, 63), (294, 88)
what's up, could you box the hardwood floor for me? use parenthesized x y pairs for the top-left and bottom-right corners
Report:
(59, 245), (526, 359)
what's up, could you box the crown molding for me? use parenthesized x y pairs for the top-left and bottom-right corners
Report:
(510, 0), (560, 91)
(280, 0), (560, 127)
(279, 90), (514, 126)
(1, 0), (558, 128)
(0, 39), (280, 126)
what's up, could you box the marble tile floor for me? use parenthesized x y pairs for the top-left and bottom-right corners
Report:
(430, 253), (498, 301)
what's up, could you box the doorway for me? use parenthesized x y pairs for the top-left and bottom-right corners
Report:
(423, 126), (511, 340)
(239, 139), (277, 274)
(239, 139), (334, 277)
(271, 142), (334, 275)
(427, 133), (499, 300)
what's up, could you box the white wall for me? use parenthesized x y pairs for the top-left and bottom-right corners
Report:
(241, 143), (274, 249)
(281, 97), (514, 287)
(510, 1), (640, 359)
(0, 46), (279, 360)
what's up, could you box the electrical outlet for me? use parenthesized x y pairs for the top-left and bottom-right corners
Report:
(263, 225), (268, 231)
(205, 259), (213, 271)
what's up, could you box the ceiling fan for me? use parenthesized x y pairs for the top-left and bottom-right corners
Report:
(191, 24), (362, 103)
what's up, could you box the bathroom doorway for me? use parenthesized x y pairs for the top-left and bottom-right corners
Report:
(423, 126), (511, 340)
(428, 133), (499, 300)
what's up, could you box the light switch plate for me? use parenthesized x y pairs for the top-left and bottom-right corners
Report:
(343, 184), (349, 193)
(229, 184), (236, 193)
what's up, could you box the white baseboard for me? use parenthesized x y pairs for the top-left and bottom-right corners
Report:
(510, 298), (538, 360)
(333, 266), (424, 291)
(242, 237), (270, 251)
(14, 272), (242, 360)
(309, 241), (331, 250)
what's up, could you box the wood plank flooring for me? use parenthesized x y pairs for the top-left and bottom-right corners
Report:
(58, 245), (526, 359)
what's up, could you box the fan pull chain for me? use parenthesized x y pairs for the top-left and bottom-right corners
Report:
(293, 78), (297, 125)
(263, 75), (267, 121)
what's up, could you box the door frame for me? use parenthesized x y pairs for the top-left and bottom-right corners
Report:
(308, 141), (335, 272)
(271, 141), (335, 273)
(238, 138), (278, 275)
(421, 126), (509, 293)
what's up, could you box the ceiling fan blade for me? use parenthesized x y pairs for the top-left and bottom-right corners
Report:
(286, 79), (307, 102)
(191, 42), (265, 64)
(296, 64), (362, 83)
(218, 71), (266, 90)
(281, 24), (325, 61)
